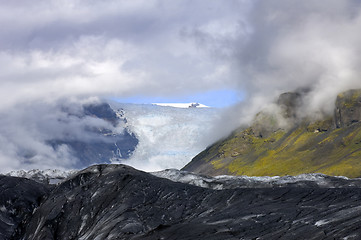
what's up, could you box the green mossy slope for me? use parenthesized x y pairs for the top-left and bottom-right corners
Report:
(183, 89), (361, 178)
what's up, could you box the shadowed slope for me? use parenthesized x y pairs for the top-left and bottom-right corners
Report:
(18, 164), (361, 240)
(0, 175), (50, 239)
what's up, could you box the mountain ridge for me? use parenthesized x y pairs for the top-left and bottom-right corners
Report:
(4, 164), (361, 239)
(152, 102), (209, 108)
(183, 89), (361, 178)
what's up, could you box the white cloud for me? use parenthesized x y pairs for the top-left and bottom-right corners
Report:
(0, 0), (250, 110)
(2, 0), (361, 170)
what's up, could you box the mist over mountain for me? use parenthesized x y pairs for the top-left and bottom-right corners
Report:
(1, 1), (361, 172)
(0, 99), (217, 173)
(0, 99), (140, 172)
(3, 1), (361, 239)
(184, 89), (361, 177)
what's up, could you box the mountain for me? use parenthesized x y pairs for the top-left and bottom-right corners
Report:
(6, 169), (76, 184)
(3, 164), (361, 239)
(47, 102), (139, 169)
(152, 102), (209, 108)
(0, 99), (218, 173)
(183, 89), (361, 178)
(0, 175), (50, 239)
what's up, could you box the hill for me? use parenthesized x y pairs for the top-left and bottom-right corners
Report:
(47, 102), (138, 168)
(183, 89), (361, 177)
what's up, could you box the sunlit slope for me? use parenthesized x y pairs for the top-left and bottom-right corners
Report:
(183, 89), (361, 177)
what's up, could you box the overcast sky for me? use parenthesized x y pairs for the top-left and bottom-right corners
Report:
(2, 0), (361, 109)
(0, 0), (251, 109)
(2, 0), (361, 171)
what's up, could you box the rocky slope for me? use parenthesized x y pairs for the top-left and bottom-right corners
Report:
(153, 169), (361, 189)
(183, 89), (361, 177)
(0, 175), (50, 239)
(2, 164), (361, 239)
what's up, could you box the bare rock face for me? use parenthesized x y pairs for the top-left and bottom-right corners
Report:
(335, 89), (361, 128)
(277, 92), (302, 119)
(0, 175), (50, 239)
(251, 91), (303, 138)
(83, 102), (120, 126)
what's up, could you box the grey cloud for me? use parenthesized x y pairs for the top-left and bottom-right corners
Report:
(0, 0), (248, 109)
(195, 0), (361, 141)
(2, 0), (361, 169)
(0, 98), (126, 172)
(239, 0), (361, 101)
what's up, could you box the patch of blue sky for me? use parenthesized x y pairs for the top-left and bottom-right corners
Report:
(113, 89), (244, 108)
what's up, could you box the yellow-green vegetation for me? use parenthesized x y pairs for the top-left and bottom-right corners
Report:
(336, 89), (361, 109)
(184, 89), (361, 178)
(306, 117), (333, 132)
(190, 119), (361, 178)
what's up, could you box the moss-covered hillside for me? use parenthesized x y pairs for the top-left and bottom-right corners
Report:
(183, 89), (361, 178)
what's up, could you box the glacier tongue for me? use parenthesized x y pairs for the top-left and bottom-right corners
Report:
(112, 103), (218, 171)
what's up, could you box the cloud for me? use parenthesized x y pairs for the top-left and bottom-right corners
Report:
(240, 0), (361, 111)
(3, 1), (361, 114)
(0, 98), (128, 172)
(2, 0), (361, 170)
(0, 0), (251, 171)
(180, 0), (361, 142)
(0, 0), (250, 111)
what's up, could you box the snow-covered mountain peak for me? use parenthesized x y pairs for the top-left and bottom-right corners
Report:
(6, 169), (76, 184)
(152, 102), (209, 108)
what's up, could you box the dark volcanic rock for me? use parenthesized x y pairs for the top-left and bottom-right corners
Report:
(0, 175), (50, 239)
(19, 164), (361, 240)
(277, 91), (302, 119)
(335, 89), (361, 128)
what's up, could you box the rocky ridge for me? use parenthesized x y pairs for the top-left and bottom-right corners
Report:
(2, 164), (361, 239)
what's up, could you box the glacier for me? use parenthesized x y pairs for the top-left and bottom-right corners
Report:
(0, 100), (218, 173)
(111, 103), (218, 171)
(152, 169), (361, 189)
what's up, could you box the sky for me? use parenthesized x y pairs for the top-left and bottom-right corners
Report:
(2, 0), (360, 111)
(2, 0), (361, 171)
(114, 89), (244, 108)
(0, 0), (250, 109)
